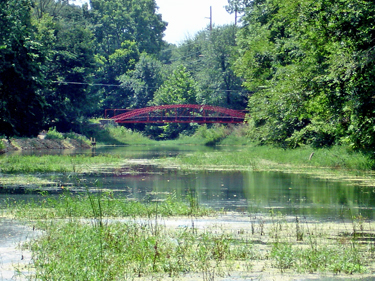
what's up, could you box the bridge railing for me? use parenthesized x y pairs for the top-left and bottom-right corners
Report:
(105, 105), (247, 124)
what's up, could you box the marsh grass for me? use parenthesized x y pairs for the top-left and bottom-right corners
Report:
(162, 145), (375, 185)
(0, 154), (124, 174)
(28, 220), (255, 280)
(87, 124), (156, 146)
(7, 191), (213, 220)
(11, 192), (375, 280)
(172, 124), (250, 146)
(172, 145), (374, 171)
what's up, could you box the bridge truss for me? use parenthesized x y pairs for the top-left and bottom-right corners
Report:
(106, 104), (246, 124)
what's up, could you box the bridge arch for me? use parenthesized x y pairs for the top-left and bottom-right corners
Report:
(107, 104), (246, 124)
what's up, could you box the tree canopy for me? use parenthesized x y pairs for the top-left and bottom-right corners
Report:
(234, 0), (375, 149)
(3, 0), (374, 147)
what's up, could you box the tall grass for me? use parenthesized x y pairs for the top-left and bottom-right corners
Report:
(0, 154), (123, 174)
(169, 145), (375, 172)
(7, 191), (214, 219)
(15, 196), (373, 280)
(173, 124), (250, 146)
(86, 124), (155, 146)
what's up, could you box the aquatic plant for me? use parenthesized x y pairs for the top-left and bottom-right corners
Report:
(0, 154), (123, 174)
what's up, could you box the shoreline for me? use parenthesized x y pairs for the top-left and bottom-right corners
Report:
(1, 137), (91, 153)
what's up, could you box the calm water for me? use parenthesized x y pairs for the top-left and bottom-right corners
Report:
(2, 145), (375, 220)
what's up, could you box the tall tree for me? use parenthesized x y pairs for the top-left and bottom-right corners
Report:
(97, 40), (140, 110)
(0, 0), (47, 136)
(197, 25), (245, 108)
(152, 65), (198, 106)
(31, 1), (98, 132)
(173, 25), (247, 109)
(44, 23), (97, 131)
(119, 53), (164, 109)
(149, 65), (199, 139)
(89, 0), (167, 56)
(89, 0), (166, 114)
(235, 0), (375, 149)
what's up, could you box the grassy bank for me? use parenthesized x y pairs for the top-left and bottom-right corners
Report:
(162, 144), (375, 176)
(6, 191), (211, 219)
(86, 123), (156, 146)
(7, 194), (374, 280)
(0, 154), (124, 174)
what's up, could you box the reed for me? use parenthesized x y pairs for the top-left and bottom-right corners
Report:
(19, 205), (373, 280)
(8, 191), (214, 220)
(86, 124), (156, 145)
(164, 145), (375, 180)
(0, 154), (123, 174)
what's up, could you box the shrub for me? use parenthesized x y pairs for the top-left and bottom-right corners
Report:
(194, 124), (230, 146)
(45, 127), (64, 140)
(63, 132), (91, 145)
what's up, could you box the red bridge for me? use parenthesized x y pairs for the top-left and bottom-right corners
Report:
(106, 104), (246, 124)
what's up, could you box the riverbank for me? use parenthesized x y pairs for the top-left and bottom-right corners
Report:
(0, 137), (91, 153)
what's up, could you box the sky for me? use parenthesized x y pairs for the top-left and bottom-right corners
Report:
(73, 0), (235, 45)
(155, 0), (234, 44)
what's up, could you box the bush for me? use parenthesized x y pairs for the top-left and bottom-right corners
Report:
(0, 140), (5, 151)
(63, 132), (91, 145)
(45, 127), (64, 140)
(194, 124), (230, 146)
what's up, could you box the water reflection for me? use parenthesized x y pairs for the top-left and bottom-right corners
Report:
(37, 165), (375, 220)
(2, 146), (375, 220)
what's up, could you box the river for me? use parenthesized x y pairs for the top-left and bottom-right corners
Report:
(2, 145), (375, 219)
(1, 145), (375, 280)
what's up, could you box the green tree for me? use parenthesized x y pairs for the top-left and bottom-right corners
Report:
(171, 25), (247, 109)
(0, 0), (47, 136)
(98, 40), (140, 110)
(89, 0), (167, 56)
(196, 25), (245, 109)
(148, 65), (199, 139)
(89, 0), (166, 114)
(152, 66), (198, 106)
(234, 0), (375, 149)
(44, 23), (97, 131)
(31, 2), (98, 132)
(119, 53), (164, 109)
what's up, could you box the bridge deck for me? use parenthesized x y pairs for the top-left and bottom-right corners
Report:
(106, 104), (247, 124)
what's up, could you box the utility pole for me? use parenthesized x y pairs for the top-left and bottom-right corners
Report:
(206, 6), (212, 31)
(205, 6), (213, 31)
(210, 6), (213, 31)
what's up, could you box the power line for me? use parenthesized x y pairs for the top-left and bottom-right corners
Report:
(51, 80), (246, 93)
(51, 81), (122, 87)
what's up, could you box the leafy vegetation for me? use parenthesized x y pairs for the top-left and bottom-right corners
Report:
(85, 124), (155, 145)
(0, 0), (246, 141)
(1, 0), (375, 151)
(7, 191), (213, 219)
(44, 127), (64, 140)
(167, 145), (375, 174)
(7, 195), (373, 279)
(0, 154), (123, 174)
(234, 0), (375, 149)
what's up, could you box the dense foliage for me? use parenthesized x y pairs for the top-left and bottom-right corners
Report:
(234, 0), (375, 149)
(0, 0), (244, 139)
(1, 0), (374, 148)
